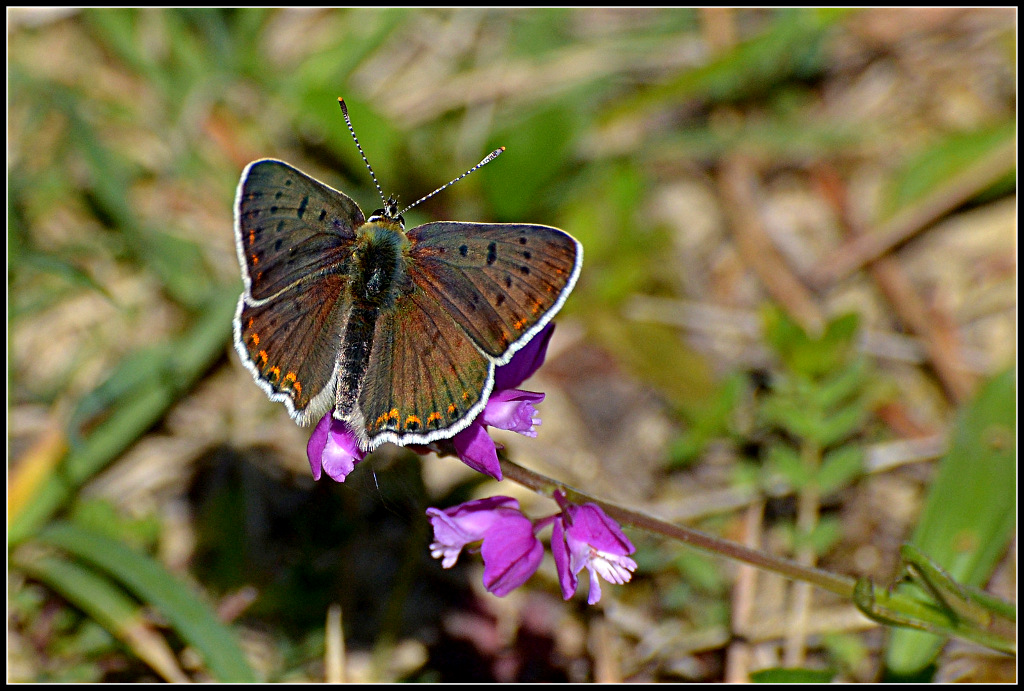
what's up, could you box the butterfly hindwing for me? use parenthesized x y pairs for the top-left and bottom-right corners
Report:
(234, 274), (350, 425)
(235, 159), (363, 300)
(407, 222), (582, 363)
(345, 286), (494, 449)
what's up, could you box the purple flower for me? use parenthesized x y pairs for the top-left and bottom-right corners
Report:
(307, 414), (366, 482)
(426, 497), (543, 597)
(451, 323), (557, 480)
(551, 493), (637, 605)
(428, 491), (638, 604)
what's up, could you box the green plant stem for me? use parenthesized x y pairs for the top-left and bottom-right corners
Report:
(498, 457), (856, 599)
(786, 438), (822, 666)
(500, 457), (1016, 655)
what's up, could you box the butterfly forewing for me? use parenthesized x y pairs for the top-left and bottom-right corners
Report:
(407, 222), (582, 362)
(235, 159), (364, 300)
(350, 287), (493, 448)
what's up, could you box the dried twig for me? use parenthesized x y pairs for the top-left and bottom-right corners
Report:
(718, 156), (825, 335)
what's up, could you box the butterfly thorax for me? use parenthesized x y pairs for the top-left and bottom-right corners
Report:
(351, 220), (412, 309)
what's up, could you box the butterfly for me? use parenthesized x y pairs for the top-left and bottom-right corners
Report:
(233, 99), (582, 451)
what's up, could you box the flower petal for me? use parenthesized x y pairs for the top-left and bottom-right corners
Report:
(565, 503), (635, 557)
(556, 501), (637, 604)
(307, 414), (365, 482)
(306, 414), (333, 481)
(426, 497), (522, 569)
(493, 322), (555, 391)
(481, 389), (545, 437)
(480, 514), (544, 597)
(452, 421), (502, 479)
(551, 517), (578, 601)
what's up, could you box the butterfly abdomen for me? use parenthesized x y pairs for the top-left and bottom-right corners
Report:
(337, 222), (412, 426)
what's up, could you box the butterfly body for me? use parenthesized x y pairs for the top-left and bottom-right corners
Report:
(234, 157), (581, 451)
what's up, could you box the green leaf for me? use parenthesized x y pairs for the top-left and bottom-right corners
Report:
(668, 430), (706, 468)
(56, 86), (214, 308)
(804, 516), (843, 556)
(14, 552), (189, 682)
(886, 368), (1016, 674)
(821, 632), (869, 675)
(68, 499), (162, 552)
(813, 402), (868, 449)
(670, 373), (747, 467)
(879, 121), (1017, 222)
(817, 444), (864, 495)
(762, 307), (861, 378)
(760, 388), (818, 441)
(750, 667), (835, 683)
(35, 522), (257, 682)
(589, 314), (715, 414)
(485, 102), (582, 219)
(813, 357), (868, 412)
(766, 443), (809, 489)
(610, 9), (850, 117)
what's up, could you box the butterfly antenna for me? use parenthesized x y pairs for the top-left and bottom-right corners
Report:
(398, 147), (505, 217)
(338, 97), (387, 208)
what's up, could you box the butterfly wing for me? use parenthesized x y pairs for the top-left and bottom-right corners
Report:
(233, 159), (364, 424)
(235, 159), (364, 300)
(406, 222), (582, 363)
(235, 276), (350, 425)
(343, 286), (494, 450)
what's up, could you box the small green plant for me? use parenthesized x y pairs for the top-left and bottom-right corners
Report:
(756, 308), (873, 555)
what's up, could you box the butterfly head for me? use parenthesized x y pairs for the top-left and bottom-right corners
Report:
(368, 195), (404, 228)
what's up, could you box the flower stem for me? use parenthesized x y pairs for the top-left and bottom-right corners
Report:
(498, 457), (856, 599)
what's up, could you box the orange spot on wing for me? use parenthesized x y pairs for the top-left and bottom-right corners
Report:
(258, 350), (268, 365)
(250, 332), (260, 346)
(404, 415), (422, 429)
(427, 412), (442, 425)
(447, 403), (456, 414)
(251, 254), (259, 265)
(374, 409), (401, 429)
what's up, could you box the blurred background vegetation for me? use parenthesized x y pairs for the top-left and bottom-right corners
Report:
(8, 8), (1015, 682)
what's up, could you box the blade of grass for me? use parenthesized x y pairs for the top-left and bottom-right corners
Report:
(8, 289), (238, 543)
(885, 368), (1016, 673)
(35, 521), (257, 682)
(14, 552), (190, 682)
